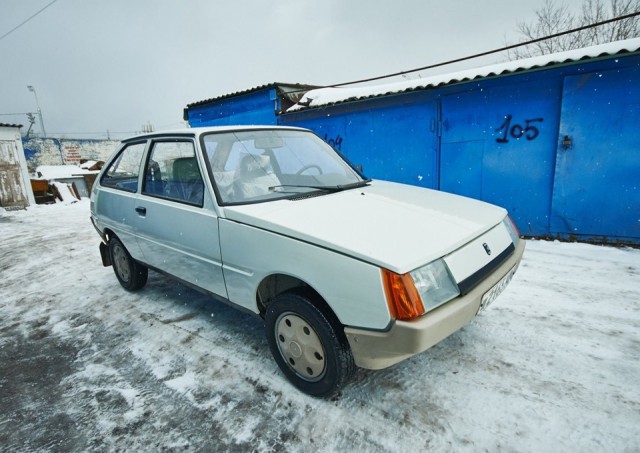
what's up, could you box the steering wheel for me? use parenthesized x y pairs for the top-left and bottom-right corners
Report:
(296, 164), (323, 175)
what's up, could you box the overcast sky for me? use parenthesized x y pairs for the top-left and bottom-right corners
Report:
(1, 0), (566, 139)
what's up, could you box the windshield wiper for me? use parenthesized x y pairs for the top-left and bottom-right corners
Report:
(268, 180), (371, 193)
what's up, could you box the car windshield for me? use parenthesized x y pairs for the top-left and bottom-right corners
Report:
(202, 129), (367, 205)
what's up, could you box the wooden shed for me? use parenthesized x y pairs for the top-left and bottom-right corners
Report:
(0, 124), (35, 209)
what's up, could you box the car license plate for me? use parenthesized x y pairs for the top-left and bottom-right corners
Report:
(479, 265), (517, 312)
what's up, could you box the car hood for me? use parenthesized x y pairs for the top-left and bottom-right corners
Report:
(222, 180), (506, 274)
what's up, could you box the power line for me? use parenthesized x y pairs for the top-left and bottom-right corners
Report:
(0, 0), (59, 42)
(328, 11), (640, 88)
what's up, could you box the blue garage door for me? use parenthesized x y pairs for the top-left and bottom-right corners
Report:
(551, 68), (640, 242)
(439, 79), (561, 236)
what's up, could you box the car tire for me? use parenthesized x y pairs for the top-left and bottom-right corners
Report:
(265, 290), (355, 398)
(108, 236), (148, 291)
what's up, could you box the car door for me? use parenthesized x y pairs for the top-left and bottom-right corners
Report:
(95, 141), (148, 261)
(134, 138), (228, 299)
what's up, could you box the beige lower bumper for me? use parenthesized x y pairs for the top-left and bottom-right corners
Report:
(345, 239), (526, 370)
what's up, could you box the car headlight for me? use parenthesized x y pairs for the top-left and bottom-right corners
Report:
(410, 259), (460, 312)
(382, 259), (460, 320)
(503, 215), (520, 245)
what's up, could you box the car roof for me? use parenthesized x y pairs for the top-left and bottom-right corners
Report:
(122, 125), (309, 143)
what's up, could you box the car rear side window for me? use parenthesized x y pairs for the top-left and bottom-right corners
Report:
(101, 142), (146, 192)
(142, 140), (204, 206)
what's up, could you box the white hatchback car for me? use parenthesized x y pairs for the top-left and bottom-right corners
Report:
(90, 126), (524, 397)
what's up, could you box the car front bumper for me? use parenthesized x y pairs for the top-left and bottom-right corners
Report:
(344, 239), (526, 370)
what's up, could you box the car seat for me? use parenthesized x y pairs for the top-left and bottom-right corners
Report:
(232, 154), (280, 202)
(166, 157), (204, 204)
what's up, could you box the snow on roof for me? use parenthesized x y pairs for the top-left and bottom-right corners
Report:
(79, 160), (98, 169)
(36, 165), (97, 180)
(288, 38), (640, 111)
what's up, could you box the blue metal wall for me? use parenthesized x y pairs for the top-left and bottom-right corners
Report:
(187, 87), (279, 127)
(282, 94), (440, 189)
(186, 53), (640, 244)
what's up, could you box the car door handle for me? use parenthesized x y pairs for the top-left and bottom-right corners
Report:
(135, 206), (147, 216)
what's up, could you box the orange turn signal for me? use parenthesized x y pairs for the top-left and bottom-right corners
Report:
(382, 269), (425, 320)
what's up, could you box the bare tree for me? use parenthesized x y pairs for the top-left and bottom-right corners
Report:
(507, 0), (640, 59)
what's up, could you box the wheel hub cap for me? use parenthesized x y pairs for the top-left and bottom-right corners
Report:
(113, 245), (130, 282)
(276, 313), (326, 382)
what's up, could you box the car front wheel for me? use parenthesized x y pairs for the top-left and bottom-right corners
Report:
(265, 291), (355, 398)
(108, 236), (148, 291)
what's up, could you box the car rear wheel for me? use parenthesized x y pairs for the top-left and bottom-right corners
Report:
(265, 290), (355, 398)
(109, 236), (148, 291)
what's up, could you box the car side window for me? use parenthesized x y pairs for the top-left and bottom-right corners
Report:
(142, 140), (204, 206)
(101, 142), (146, 192)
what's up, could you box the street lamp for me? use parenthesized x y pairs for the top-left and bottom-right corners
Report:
(27, 85), (47, 138)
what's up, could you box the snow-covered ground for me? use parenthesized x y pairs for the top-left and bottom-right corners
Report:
(1, 200), (639, 452)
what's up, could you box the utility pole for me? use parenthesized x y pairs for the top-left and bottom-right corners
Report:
(27, 85), (47, 138)
(25, 113), (36, 137)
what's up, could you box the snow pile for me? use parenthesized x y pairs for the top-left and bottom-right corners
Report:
(51, 181), (79, 204)
(36, 164), (97, 179)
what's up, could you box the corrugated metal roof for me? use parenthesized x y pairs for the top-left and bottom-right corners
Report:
(288, 37), (640, 112)
(186, 82), (319, 108)
(0, 123), (23, 128)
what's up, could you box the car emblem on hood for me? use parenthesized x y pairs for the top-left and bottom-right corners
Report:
(483, 242), (492, 256)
